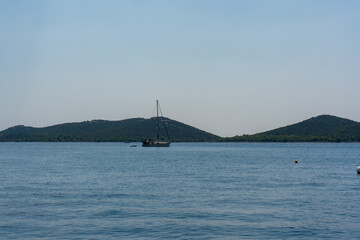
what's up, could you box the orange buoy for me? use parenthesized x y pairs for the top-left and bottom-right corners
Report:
(295, 160), (298, 163)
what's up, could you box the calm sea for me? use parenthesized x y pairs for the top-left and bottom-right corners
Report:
(0, 142), (360, 239)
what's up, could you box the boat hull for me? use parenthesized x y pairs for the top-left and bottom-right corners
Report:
(142, 142), (171, 147)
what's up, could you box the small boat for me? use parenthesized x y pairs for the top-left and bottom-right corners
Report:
(142, 100), (171, 147)
(142, 139), (170, 147)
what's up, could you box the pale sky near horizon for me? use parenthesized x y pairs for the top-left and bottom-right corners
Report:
(1, 0), (360, 137)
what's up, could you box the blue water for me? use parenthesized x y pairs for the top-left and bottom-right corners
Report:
(1, 143), (360, 239)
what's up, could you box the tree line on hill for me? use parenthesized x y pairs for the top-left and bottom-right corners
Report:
(221, 115), (360, 142)
(0, 118), (220, 142)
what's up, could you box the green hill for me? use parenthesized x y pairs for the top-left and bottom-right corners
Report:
(0, 117), (220, 142)
(223, 115), (360, 142)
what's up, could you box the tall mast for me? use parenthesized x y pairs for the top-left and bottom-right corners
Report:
(156, 100), (159, 140)
(157, 100), (159, 118)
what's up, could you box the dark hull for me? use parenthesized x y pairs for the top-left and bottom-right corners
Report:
(142, 142), (170, 147)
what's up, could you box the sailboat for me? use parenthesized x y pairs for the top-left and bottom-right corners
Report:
(142, 100), (171, 147)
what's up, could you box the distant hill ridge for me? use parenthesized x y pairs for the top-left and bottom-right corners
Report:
(223, 115), (360, 142)
(0, 117), (220, 142)
(1, 115), (360, 142)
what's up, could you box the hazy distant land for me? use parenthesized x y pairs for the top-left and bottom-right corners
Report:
(0, 115), (359, 142)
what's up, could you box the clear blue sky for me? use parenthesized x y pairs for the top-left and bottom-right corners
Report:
(1, 0), (360, 137)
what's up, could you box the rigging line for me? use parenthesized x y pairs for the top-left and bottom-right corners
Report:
(158, 102), (163, 117)
(158, 102), (170, 141)
(161, 117), (170, 141)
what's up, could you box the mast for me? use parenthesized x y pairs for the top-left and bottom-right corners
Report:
(157, 100), (159, 118)
(156, 100), (159, 141)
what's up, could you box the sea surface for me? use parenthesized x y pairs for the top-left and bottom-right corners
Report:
(1, 142), (360, 239)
